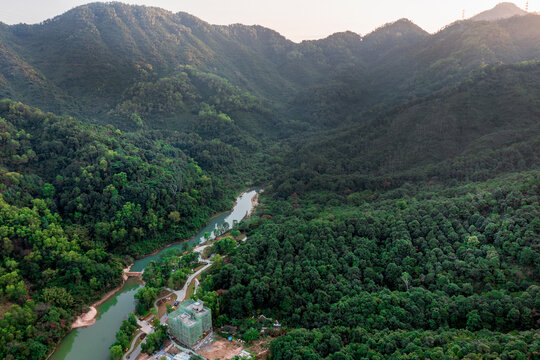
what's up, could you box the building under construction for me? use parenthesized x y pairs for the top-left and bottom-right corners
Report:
(168, 299), (212, 347)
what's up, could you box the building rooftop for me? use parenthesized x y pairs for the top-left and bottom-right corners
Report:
(176, 312), (197, 327)
(185, 300), (209, 314)
(174, 353), (191, 360)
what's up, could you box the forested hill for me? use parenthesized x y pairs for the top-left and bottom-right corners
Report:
(204, 47), (540, 360)
(273, 62), (540, 197)
(1, 2), (540, 359)
(0, 97), (258, 358)
(1, 3), (540, 132)
(0, 99), (250, 256)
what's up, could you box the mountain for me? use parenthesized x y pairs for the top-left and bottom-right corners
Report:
(274, 62), (540, 196)
(2, 2), (540, 133)
(293, 13), (540, 127)
(472, 2), (527, 21)
(1, 3), (540, 360)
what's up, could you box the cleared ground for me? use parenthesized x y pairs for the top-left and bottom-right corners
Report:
(197, 337), (245, 359)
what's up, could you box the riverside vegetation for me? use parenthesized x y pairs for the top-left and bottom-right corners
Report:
(0, 2), (539, 359)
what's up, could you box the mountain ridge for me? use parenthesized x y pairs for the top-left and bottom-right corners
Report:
(472, 2), (527, 21)
(2, 2), (540, 134)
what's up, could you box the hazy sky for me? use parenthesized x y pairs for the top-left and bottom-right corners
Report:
(0, 0), (535, 42)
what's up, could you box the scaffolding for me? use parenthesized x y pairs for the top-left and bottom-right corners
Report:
(168, 299), (212, 348)
(181, 299), (212, 332)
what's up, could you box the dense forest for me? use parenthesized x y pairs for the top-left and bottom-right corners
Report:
(205, 172), (539, 357)
(0, 98), (257, 358)
(0, 2), (539, 359)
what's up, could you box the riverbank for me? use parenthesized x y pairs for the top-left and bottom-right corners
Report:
(69, 190), (261, 331)
(49, 189), (260, 360)
(250, 189), (261, 216)
(71, 307), (97, 329)
(71, 264), (135, 329)
(141, 187), (259, 259)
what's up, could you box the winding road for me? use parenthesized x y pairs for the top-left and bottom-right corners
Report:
(123, 244), (213, 360)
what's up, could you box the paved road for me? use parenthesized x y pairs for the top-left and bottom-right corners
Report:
(167, 260), (211, 302)
(123, 244), (213, 359)
(166, 244), (211, 302)
(123, 331), (145, 360)
(137, 319), (153, 334)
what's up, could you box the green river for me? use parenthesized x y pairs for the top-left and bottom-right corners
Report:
(49, 190), (258, 360)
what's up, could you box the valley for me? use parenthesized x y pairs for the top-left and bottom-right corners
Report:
(0, 2), (538, 360)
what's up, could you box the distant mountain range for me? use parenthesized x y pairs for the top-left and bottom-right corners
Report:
(1, 2), (540, 135)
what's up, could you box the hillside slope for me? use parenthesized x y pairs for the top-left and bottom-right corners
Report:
(2, 3), (540, 133)
(274, 62), (540, 196)
(1, 3), (540, 359)
(0, 97), (260, 358)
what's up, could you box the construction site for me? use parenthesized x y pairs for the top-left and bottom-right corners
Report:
(168, 299), (212, 348)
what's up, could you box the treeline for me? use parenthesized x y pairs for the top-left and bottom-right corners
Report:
(110, 66), (279, 142)
(274, 63), (540, 198)
(109, 314), (138, 360)
(0, 99), (241, 255)
(270, 328), (539, 359)
(112, 66), (266, 125)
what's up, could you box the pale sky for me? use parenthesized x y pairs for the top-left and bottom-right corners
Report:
(0, 0), (536, 42)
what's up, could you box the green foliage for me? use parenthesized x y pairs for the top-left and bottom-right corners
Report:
(142, 250), (200, 291)
(209, 237), (238, 256)
(141, 323), (167, 354)
(109, 314), (139, 358)
(243, 328), (259, 344)
(270, 328), (540, 359)
(1, 4), (540, 359)
(0, 99), (246, 359)
(211, 172), (540, 356)
(275, 63), (540, 198)
(109, 345), (123, 360)
(112, 67), (265, 130)
(0, 100), (240, 257)
(134, 287), (159, 316)
(0, 185), (122, 358)
(0, 301), (71, 360)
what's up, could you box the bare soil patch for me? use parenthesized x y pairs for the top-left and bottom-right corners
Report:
(71, 307), (97, 328)
(197, 337), (245, 359)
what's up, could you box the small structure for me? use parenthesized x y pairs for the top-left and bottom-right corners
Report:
(239, 350), (252, 359)
(168, 299), (212, 348)
(173, 353), (191, 360)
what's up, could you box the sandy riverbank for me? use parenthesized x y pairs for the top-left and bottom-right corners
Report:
(71, 307), (98, 328)
(249, 189), (261, 216)
(70, 264), (133, 329)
